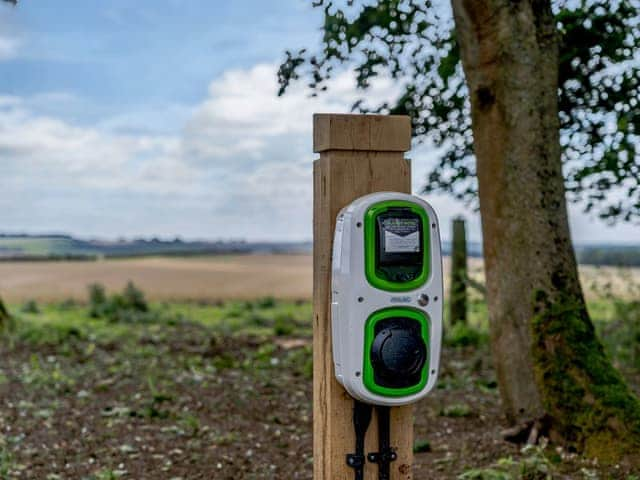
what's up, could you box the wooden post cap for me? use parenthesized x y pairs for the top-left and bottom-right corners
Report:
(313, 113), (412, 153)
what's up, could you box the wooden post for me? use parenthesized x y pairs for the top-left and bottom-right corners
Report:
(313, 113), (414, 480)
(449, 217), (468, 324)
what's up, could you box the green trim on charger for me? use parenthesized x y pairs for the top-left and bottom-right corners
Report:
(363, 307), (430, 397)
(364, 199), (430, 292)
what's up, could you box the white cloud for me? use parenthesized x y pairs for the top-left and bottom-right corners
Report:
(0, 65), (364, 238)
(0, 95), (20, 108)
(0, 35), (19, 60)
(183, 63), (396, 163)
(0, 99), (195, 201)
(173, 63), (409, 239)
(0, 63), (405, 240)
(2, 62), (632, 242)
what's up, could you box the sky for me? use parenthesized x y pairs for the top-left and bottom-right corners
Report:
(0, 0), (637, 244)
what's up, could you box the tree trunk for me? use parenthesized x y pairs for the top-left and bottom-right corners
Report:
(450, 217), (468, 324)
(451, 0), (640, 461)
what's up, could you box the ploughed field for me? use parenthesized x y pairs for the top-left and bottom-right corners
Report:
(0, 278), (639, 479)
(1, 255), (638, 303)
(0, 255), (312, 303)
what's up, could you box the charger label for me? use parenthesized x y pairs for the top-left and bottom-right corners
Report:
(382, 218), (420, 253)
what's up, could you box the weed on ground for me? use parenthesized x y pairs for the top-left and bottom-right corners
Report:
(0, 289), (638, 479)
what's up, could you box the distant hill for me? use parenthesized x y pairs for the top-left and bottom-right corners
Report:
(0, 234), (637, 267)
(0, 234), (311, 260)
(0, 233), (484, 260)
(574, 244), (640, 267)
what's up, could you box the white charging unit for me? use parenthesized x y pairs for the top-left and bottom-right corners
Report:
(331, 192), (443, 406)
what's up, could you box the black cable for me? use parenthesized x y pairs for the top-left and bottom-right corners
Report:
(347, 400), (372, 480)
(377, 405), (391, 480)
(368, 405), (397, 480)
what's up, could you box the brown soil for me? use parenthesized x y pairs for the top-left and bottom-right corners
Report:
(1, 321), (634, 479)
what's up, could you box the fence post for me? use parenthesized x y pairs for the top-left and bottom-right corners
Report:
(450, 217), (468, 324)
(313, 113), (414, 480)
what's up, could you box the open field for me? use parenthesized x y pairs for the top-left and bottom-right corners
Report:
(1, 295), (638, 479)
(0, 255), (313, 303)
(1, 254), (639, 303)
(1, 256), (639, 478)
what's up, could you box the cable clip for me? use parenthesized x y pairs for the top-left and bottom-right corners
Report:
(367, 447), (397, 464)
(346, 453), (366, 469)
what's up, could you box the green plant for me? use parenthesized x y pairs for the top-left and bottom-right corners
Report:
(413, 438), (431, 453)
(284, 345), (312, 379)
(17, 322), (82, 348)
(459, 445), (555, 480)
(212, 431), (239, 446)
(256, 296), (276, 309)
(594, 280), (640, 372)
(580, 468), (598, 480)
(248, 314), (270, 327)
(445, 322), (486, 348)
(179, 413), (201, 437)
(273, 314), (295, 336)
(20, 300), (40, 314)
(57, 298), (77, 311)
(251, 343), (278, 369)
(0, 446), (15, 479)
(91, 469), (124, 480)
(88, 283), (108, 318)
(441, 403), (472, 418)
(121, 281), (148, 312)
(87, 282), (151, 323)
(459, 468), (513, 480)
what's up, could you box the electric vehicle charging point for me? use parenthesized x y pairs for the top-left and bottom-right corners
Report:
(332, 192), (443, 479)
(313, 113), (427, 480)
(332, 192), (443, 408)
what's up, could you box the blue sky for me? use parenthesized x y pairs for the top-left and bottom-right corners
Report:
(0, 0), (637, 243)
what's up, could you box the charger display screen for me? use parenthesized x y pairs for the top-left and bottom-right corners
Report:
(376, 208), (423, 283)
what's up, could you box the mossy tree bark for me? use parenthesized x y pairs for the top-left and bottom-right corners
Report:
(450, 217), (468, 325)
(451, 0), (640, 461)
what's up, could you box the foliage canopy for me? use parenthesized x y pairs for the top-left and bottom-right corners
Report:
(279, 0), (640, 222)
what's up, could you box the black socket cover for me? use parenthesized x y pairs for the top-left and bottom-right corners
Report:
(370, 317), (427, 389)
